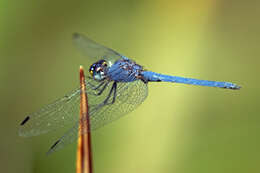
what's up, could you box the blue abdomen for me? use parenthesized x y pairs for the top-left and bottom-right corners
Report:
(141, 71), (240, 90)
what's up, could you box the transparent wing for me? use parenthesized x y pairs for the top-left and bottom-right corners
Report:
(47, 79), (148, 154)
(19, 88), (81, 137)
(18, 77), (113, 137)
(18, 77), (115, 137)
(89, 80), (148, 130)
(73, 33), (124, 65)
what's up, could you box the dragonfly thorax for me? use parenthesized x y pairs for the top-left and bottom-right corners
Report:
(89, 60), (108, 81)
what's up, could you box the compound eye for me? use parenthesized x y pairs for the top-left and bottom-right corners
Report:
(89, 70), (94, 76)
(89, 66), (94, 76)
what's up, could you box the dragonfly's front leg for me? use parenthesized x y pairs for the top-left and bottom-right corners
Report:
(96, 82), (109, 96)
(86, 78), (110, 96)
(86, 77), (105, 90)
(92, 81), (105, 90)
(93, 82), (117, 111)
(88, 82), (109, 96)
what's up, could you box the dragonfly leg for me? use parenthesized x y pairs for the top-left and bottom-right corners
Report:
(103, 82), (117, 105)
(86, 77), (105, 90)
(87, 80), (110, 96)
(111, 82), (117, 104)
(92, 81), (105, 90)
(86, 76), (95, 86)
(90, 82), (117, 112)
(95, 82), (109, 96)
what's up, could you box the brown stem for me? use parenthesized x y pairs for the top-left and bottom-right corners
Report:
(76, 66), (93, 173)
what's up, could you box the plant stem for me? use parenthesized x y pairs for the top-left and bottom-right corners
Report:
(76, 66), (93, 173)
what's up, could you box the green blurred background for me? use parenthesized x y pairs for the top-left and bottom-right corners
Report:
(1, 0), (259, 173)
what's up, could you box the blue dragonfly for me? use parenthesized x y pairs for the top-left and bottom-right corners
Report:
(19, 33), (240, 154)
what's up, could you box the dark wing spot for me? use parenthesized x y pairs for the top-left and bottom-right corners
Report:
(64, 95), (71, 101)
(73, 33), (80, 39)
(20, 116), (30, 126)
(50, 139), (61, 150)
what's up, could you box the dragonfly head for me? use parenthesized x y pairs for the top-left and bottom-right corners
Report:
(89, 60), (108, 81)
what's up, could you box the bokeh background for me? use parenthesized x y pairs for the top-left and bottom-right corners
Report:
(1, 0), (259, 173)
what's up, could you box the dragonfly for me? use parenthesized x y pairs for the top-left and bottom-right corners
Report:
(19, 33), (240, 154)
